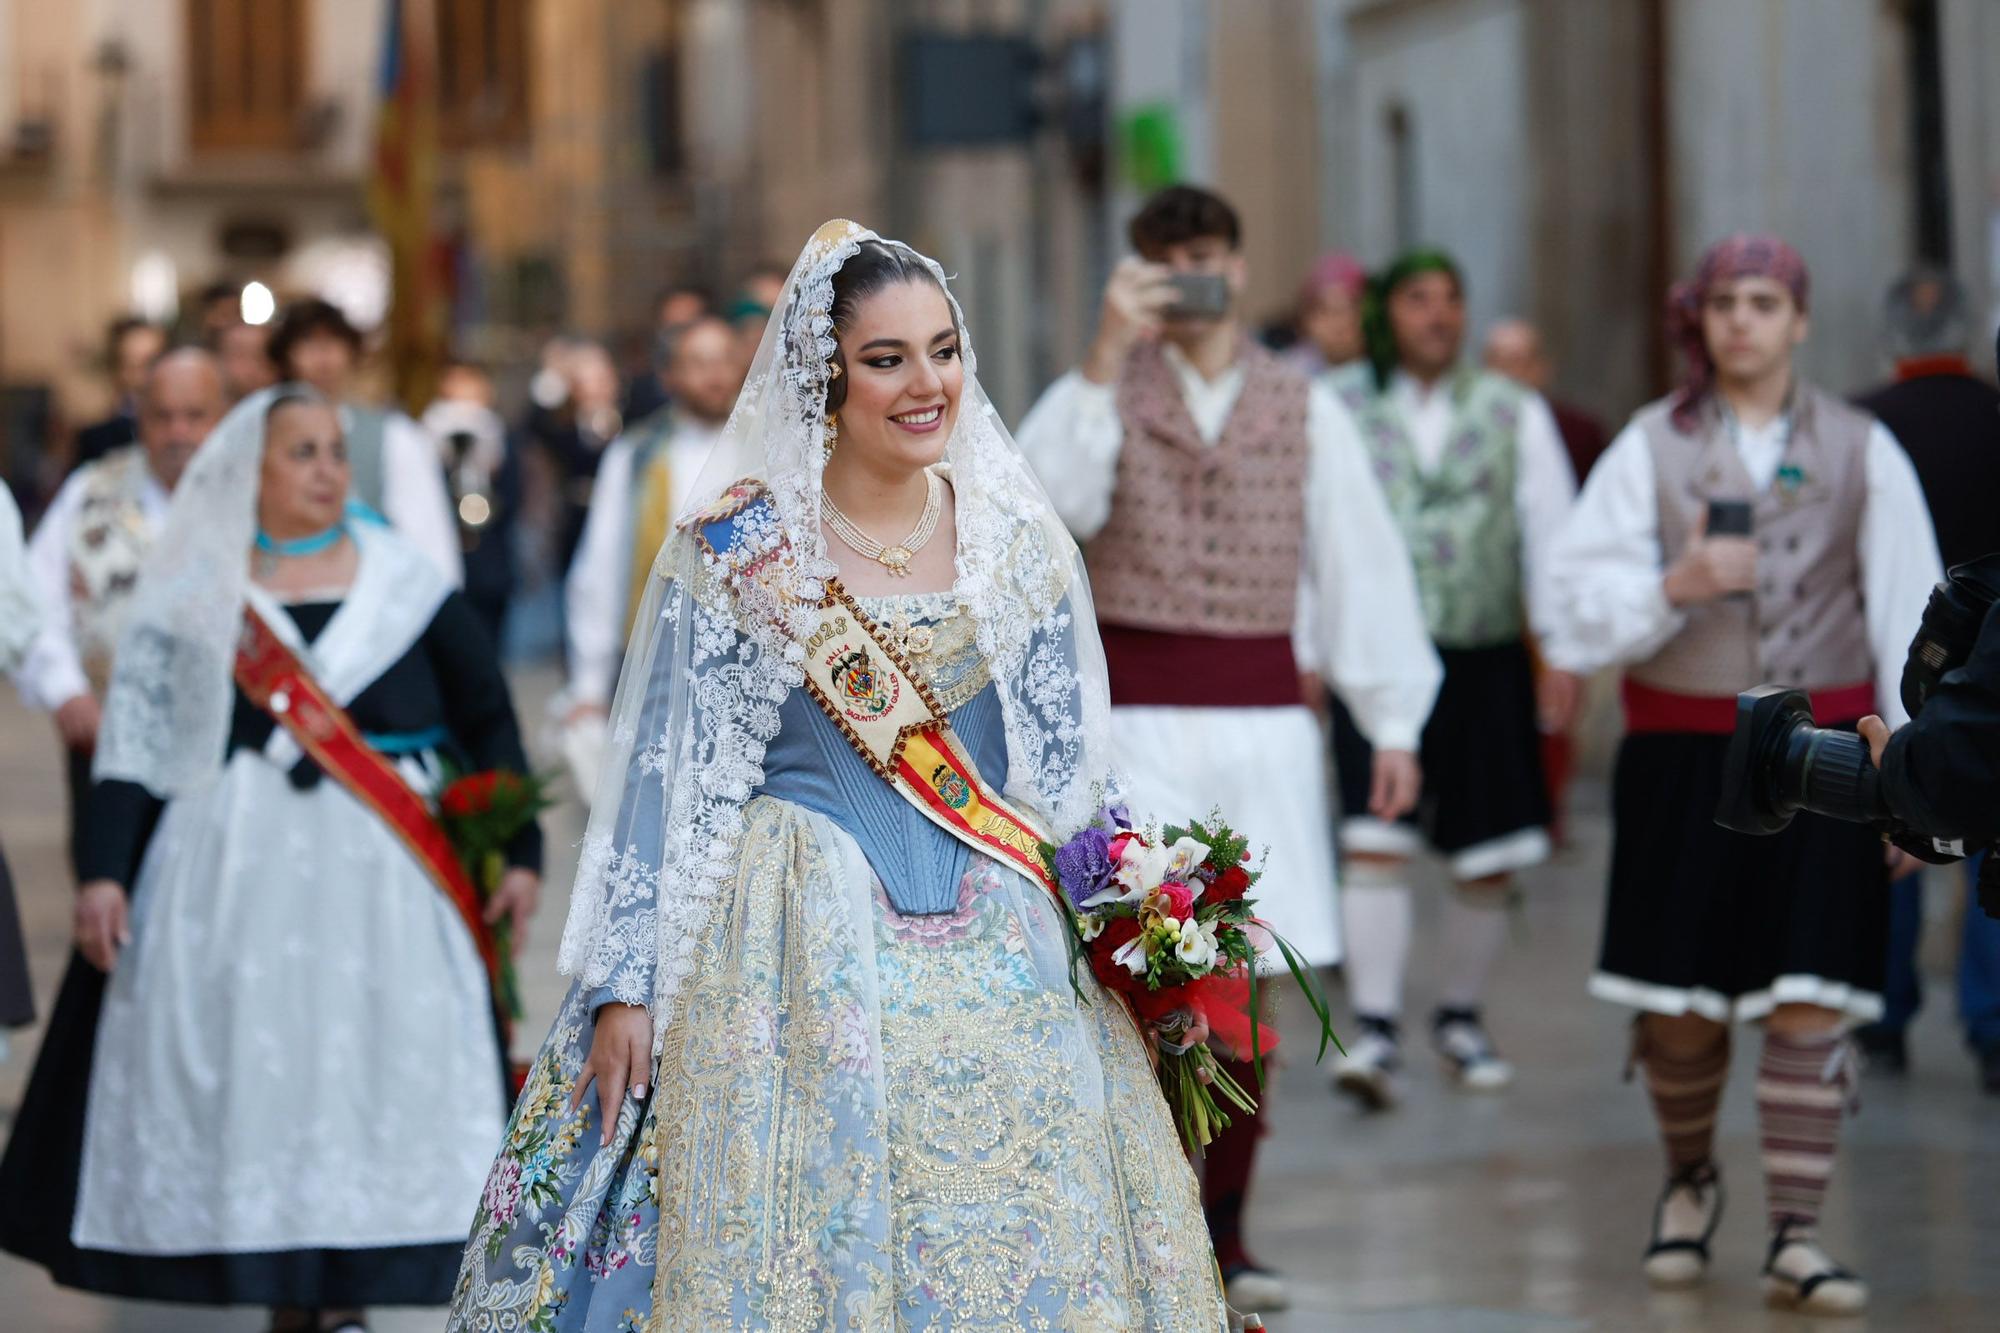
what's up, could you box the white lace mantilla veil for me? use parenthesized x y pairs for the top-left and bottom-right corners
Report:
(95, 384), (303, 795)
(557, 219), (1119, 1049)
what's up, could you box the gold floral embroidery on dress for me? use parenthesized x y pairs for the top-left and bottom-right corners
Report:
(643, 799), (893, 1331)
(866, 593), (991, 713)
(456, 796), (1223, 1331)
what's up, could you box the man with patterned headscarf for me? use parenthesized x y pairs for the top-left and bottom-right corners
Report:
(1286, 250), (1368, 379)
(1546, 235), (1942, 1313)
(1319, 248), (1580, 1108)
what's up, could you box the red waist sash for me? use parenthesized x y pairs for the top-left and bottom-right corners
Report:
(1099, 625), (1300, 708)
(1621, 677), (1876, 735)
(233, 607), (506, 1029)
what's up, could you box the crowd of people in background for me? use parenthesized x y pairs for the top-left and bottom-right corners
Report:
(0, 185), (1995, 1328)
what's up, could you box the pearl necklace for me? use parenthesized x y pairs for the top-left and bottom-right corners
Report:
(821, 472), (942, 577)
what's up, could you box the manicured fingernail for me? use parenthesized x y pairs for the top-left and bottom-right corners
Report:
(632, 1083), (647, 1099)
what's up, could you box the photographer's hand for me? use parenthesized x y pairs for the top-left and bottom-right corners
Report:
(1857, 716), (1924, 876)
(1858, 715), (1891, 769)
(1662, 508), (1757, 607)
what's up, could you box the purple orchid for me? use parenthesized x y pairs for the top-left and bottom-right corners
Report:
(1054, 826), (1118, 909)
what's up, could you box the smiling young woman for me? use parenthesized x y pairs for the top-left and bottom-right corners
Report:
(816, 242), (967, 595)
(447, 222), (1229, 1331)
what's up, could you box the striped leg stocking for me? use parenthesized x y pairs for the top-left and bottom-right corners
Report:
(1757, 1029), (1852, 1230)
(1638, 1023), (1731, 1171)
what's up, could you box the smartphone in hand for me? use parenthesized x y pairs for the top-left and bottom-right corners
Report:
(1164, 273), (1230, 319)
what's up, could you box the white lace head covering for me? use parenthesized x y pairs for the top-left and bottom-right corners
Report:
(557, 220), (1117, 1046)
(95, 384), (330, 795)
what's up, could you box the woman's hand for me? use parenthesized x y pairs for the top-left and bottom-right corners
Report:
(569, 1002), (653, 1147)
(486, 867), (541, 953)
(75, 879), (130, 973)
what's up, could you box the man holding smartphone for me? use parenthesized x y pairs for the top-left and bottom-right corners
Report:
(1318, 251), (1580, 1108)
(1544, 235), (1940, 1313)
(1018, 185), (1441, 1314)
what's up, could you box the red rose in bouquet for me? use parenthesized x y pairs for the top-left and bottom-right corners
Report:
(1208, 864), (1253, 904)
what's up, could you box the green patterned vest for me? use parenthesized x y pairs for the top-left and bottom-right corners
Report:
(1328, 364), (1525, 648)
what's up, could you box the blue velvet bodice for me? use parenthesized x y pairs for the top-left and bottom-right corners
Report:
(752, 590), (1008, 915)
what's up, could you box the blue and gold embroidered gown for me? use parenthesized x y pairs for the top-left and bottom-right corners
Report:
(448, 588), (1226, 1332)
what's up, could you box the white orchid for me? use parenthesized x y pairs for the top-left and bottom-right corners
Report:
(1174, 920), (1219, 970)
(1160, 836), (1212, 891)
(1077, 912), (1106, 941)
(1080, 836), (1170, 908)
(1112, 933), (1150, 976)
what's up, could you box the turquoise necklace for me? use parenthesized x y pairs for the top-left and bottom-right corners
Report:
(255, 522), (347, 558)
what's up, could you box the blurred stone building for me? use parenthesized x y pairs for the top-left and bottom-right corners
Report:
(0, 0), (1996, 484)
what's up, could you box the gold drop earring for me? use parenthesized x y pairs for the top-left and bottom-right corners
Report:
(823, 360), (843, 461)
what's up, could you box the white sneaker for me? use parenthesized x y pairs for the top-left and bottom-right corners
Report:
(1642, 1162), (1723, 1289)
(1332, 1016), (1401, 1110)
(1764, 1225), (1869, 1315)
(1432, 1008), (1514, 1091)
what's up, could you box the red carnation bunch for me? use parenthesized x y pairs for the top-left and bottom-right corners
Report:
(437, 767), (554, 1021)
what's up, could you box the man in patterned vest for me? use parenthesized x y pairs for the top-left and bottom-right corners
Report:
(1019, 186), (1440, 1315)
(561, 315), (739, 799)
(1321, 249), (1580, 1109)
(1547, 235), (1941, 1314)
(14, 349), (225, 874)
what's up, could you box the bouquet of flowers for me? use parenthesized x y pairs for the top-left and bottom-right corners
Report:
(1041, 806), (1339, 1154)
(437, 767), (555, 1022)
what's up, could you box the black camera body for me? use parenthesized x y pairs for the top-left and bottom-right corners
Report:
(1715, 554), (2000, 916)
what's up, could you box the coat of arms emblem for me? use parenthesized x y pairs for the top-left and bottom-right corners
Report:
(830, 644), (896, 721)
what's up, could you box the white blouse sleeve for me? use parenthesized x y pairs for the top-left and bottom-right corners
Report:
(0, 484), (40, 676)
(1542, 421), (1687, 674)
(1303, 383), (1441, 751)
(1015, 371), (1126, 541)
(383, 413), (465, 587)
(565, 436), (637, 707)
(11, 472), (90, 712)
(1514, 391), (1580, 645)
(1860, 422), (1945, 729)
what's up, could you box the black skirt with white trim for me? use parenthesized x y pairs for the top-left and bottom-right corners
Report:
(1591, 729), (1889, 1023)
(1331, 639), (1551, 861)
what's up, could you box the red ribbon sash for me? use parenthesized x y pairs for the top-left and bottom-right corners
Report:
(232, 607), (503, 999)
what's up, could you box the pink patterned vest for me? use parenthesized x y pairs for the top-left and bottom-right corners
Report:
(1087, 341), (1311, 639)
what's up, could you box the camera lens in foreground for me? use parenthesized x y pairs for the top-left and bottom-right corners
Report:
(1715, 685), (1886, 835)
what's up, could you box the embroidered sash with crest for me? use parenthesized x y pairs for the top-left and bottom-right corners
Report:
(685, 480), (1058, 896)
(797, 578), (1058, 893)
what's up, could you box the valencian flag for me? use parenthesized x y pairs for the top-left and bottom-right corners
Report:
(368, 0), (445, 410)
